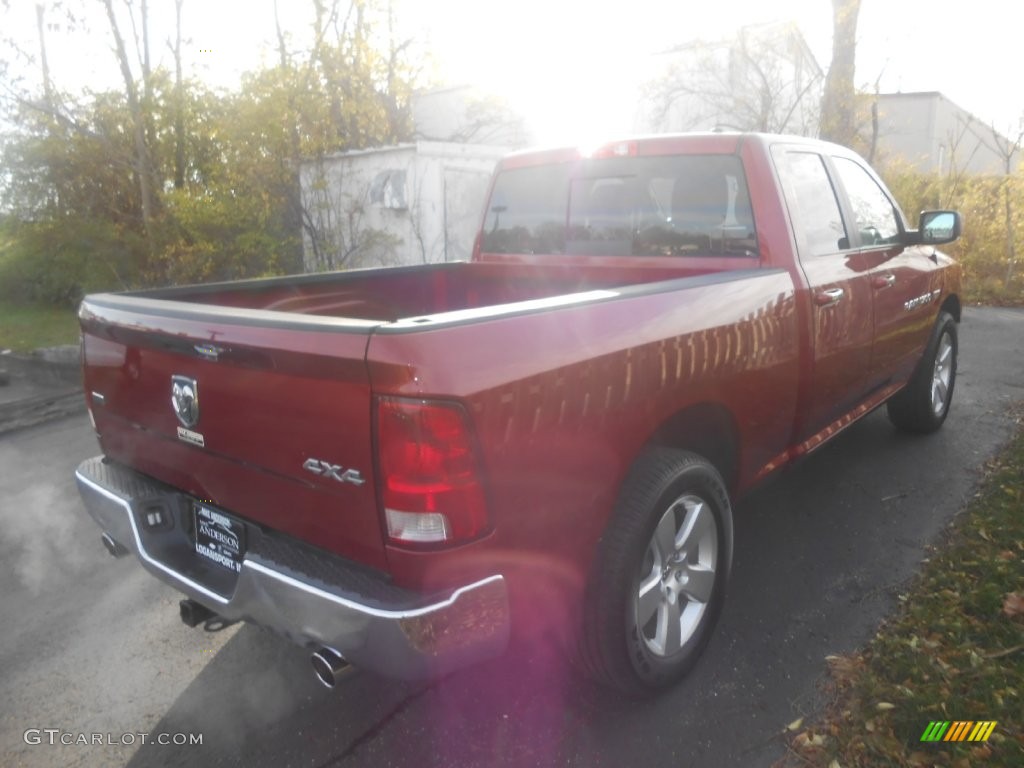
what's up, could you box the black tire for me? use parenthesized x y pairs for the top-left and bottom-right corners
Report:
(580, 447), (733, 696)
(887, 311), (958, 434)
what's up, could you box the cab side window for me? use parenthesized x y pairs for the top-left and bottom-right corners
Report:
(832, 157), (901, 246)
(775, 151), (849, 258)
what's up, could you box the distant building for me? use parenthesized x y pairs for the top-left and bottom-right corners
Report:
(636, 21), (824, 137)
(300, 141), (508, 271)
(868, 92), (1021, 175)
(299, 87), (533, 271)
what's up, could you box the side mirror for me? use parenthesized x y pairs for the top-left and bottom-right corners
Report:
(919, 210), (962, 245)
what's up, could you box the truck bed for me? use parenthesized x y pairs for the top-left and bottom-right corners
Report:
(79, 258), (758, 577)
(126, 260), (731, 323)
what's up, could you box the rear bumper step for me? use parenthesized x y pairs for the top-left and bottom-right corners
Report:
(74, 456), (509, 680)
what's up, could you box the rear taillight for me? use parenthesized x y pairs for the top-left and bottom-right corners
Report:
(376, 397), (489, 546)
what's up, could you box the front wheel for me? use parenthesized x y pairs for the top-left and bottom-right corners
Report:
(580, 448), (733, 696)
(887, 311), (958, 433)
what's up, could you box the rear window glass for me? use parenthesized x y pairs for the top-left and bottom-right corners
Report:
(481, 155), (757, 257)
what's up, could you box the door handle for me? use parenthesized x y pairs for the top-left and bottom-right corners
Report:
(872, 273), (896, 289)
(814, 287), (845, 307)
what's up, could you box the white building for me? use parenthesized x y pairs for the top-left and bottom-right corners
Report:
(868, 92), (1021, 175)
(300, 141), (509, 271)
(300, 86), (532, 272)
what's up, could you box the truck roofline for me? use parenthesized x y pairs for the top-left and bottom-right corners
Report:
(495, 131), (856, 170)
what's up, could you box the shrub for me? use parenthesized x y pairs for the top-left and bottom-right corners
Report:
(880, 162), (1024, 306)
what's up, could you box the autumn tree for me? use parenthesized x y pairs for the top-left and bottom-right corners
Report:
(101, 0), (158, 250)
(878, 116), (1024, 305)
(0, 0), (419, 299)
(973, 122), (1024, 289)
(283, 0), (416, 270)
(819, 0), (861, 147)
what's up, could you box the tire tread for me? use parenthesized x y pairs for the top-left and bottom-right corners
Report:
(579, 447), (732, 696)
(887, 311), (958, 434)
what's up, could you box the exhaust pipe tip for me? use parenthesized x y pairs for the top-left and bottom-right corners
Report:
(179, 598), (217, 628)
(100, 532), (128, 558)
(311, 647), (350, 689)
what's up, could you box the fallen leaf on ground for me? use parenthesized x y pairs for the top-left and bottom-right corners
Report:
(1003, 591), (1024, 618)
(794, 731), (828, 749)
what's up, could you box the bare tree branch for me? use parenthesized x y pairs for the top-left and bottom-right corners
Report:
(102, 0), (157, 250)
(644, 24), (821, 135)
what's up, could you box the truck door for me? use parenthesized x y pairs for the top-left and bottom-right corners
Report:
(773, 148), (874, 439)
(829, 156), (939, 389)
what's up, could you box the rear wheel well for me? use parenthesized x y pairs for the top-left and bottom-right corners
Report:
(648, 404), (739, 493)
(941, 294), (961, 322)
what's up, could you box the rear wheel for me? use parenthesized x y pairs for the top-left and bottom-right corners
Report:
(887, 311), (958, 433)
(581, 448), (733, 696)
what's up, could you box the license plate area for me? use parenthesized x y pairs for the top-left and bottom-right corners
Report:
(193, 503), (246, 573)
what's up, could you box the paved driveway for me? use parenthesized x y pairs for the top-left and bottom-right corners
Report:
(1, 307), (1021, 768)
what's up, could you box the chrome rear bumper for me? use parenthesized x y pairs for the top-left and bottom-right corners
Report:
(75, 456), (509, 680)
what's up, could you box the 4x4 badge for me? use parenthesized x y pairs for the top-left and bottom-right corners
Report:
(303, 458), (365, 486)
(171, 375), (200, 428)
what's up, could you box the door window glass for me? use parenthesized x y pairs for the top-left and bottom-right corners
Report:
(776, 151), (848, 257)
(832, 157), (900, 246)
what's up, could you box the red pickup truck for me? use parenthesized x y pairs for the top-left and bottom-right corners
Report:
(75, 133), (962, 695)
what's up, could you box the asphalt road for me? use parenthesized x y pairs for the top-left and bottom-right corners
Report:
(2, 306), (1022, 768)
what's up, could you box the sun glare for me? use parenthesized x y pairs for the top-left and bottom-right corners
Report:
(4, 0), (1019, 145)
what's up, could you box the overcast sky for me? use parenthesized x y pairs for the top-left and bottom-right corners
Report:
(4, 0), (1022, 146)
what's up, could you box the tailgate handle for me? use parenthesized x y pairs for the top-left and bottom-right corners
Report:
(814, 287), (845, 307)
(872, 273), (896, 289)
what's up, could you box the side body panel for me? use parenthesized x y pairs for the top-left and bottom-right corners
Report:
(367, 269), (800, 588)
(763, 135), (961, 453)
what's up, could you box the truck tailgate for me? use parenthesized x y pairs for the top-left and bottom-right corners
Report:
(79, 296), (387, 569)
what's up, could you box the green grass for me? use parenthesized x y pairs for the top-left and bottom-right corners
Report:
(778, 412), (1024, 767)
(0, 300), (80, 353)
